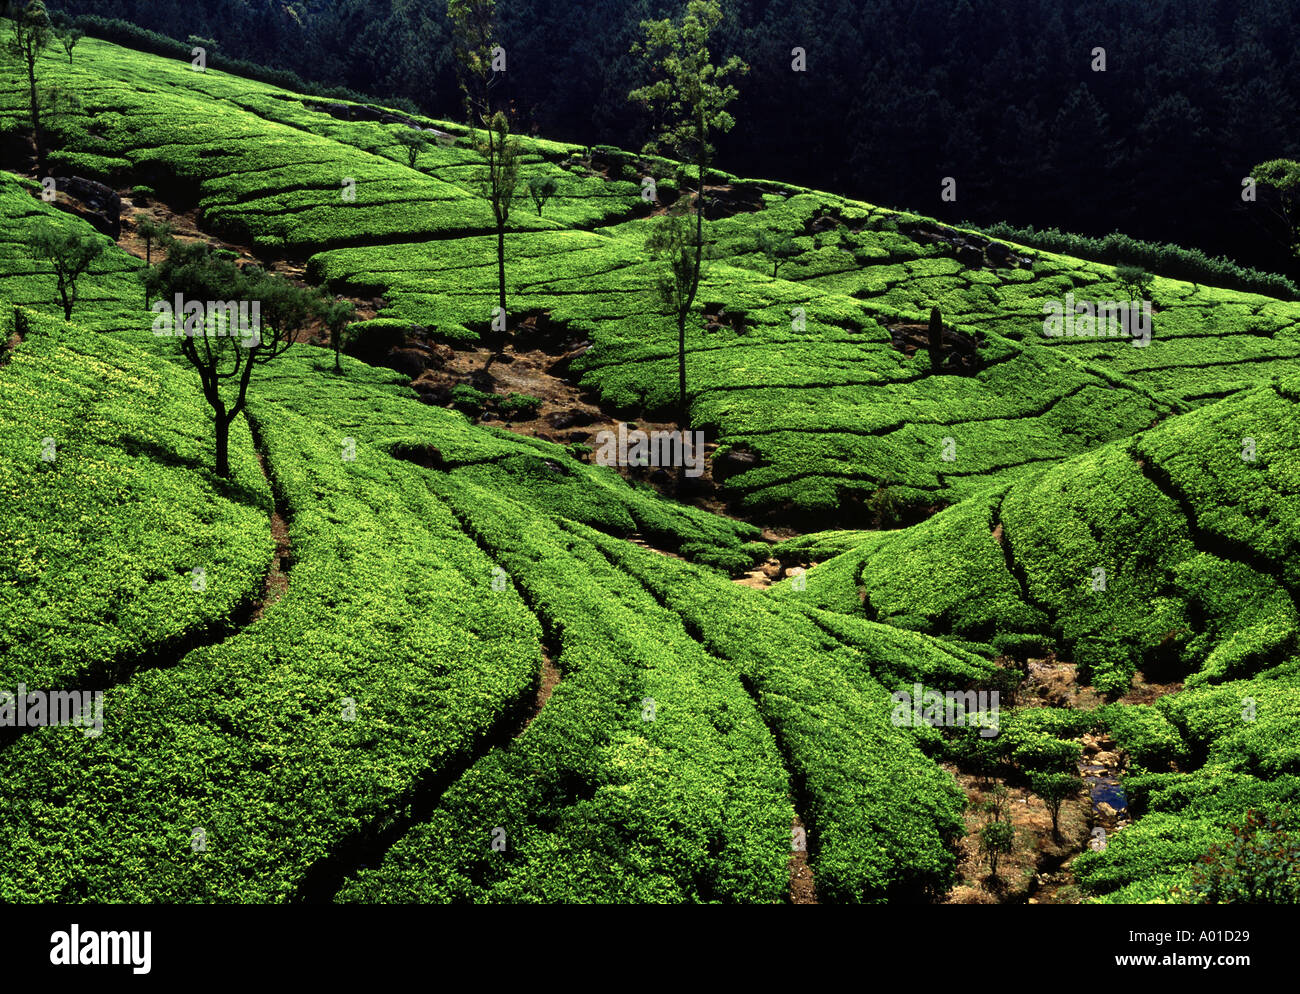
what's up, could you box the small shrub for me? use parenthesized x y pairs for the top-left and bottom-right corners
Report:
(497, 392), (542, 419)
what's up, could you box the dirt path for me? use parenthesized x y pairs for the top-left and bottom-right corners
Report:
(789, 814), (818, 904)
(248, 446), (292, 624)
(516, 652), (561, 736)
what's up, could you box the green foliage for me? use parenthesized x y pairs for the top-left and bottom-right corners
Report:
(628, 0), (747, 179)
(1, 23), (1299, 907)
(645, 210), (706, 430)
(496, 391), (541, 419)
(0, 308), (273, 692)
(978, 785), (1015, 879)
(0, 390), (543, 901)
(319, 295), (355, 372)
(28, 220), (109, 319)
(1101, 702), (1189, 769)
(974, 221), (1299, 299)
(1114, 264), (1154, 302)
(755, 226), (796, 277)
(527, 173), (558, 217)
(1179, 809), (1300, 904)
(337, 479), (792, 903)
(446, 0), (500, 120)
(144, 240), (312, 476)
(134, 216), (171, 268)
(1251, 159), (1300, 256)
(578, 527), (973, 902)
(1009, 731), (1082, 775)
(1029, 770), (1082, 841)
(451, 382), (493, 414)
(55, 25), (81, 62)
(390, 126), (429, 169)
(344, 318), (410, 355)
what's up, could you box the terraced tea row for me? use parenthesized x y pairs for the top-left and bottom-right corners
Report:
(0, 38), (642, 253)
(0, 307), (272, 693)
(779, 376), (1300, 692)
(771, 374), (1300, 899)
(0, 343), (544, 901)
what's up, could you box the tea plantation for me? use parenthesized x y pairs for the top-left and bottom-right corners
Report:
(0, 29), (1297, 904)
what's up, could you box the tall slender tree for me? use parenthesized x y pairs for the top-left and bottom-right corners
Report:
(645, 211), (706, 488)
(8, 0), (52, 167)
(56, 25), (81, 63)
(447, 0), (518, 362)
(475, 109), (520, 333)
(630, 0), (746, 463)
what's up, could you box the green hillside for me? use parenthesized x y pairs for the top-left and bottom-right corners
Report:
(1, 29), (1297, 905)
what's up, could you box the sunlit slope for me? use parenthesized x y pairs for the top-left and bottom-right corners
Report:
(0, 170), (991, 903)
(773, 375), (1300, 695)
(3, 35), (1299, 519)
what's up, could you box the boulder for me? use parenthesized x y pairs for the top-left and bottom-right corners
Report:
(546, 409), (595, 430)
(549, 340), (592, 378)
(712, 444), (759, 483)
(54, 176), (121, 238)
(383, 347), (428, 379)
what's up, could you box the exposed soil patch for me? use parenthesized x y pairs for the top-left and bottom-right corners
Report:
(886, 321), (985, 374)
(516, 653), (561, 736)
(245, 417), (294, 624)
(1021, 654), (1087, 709)
(1117, 670), (1184, 706)
(250, 451), (292, 624)
(627, 533), (685, 560)
(1, 326), (22, 366)
(735, 558), (782, 590)
(1021, 654), (1183, 712)
(401, 316), (767, 523)
(789, 814), (818, 904)
(943, 765), (1092, 904)
(734, 559), (816, 591)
